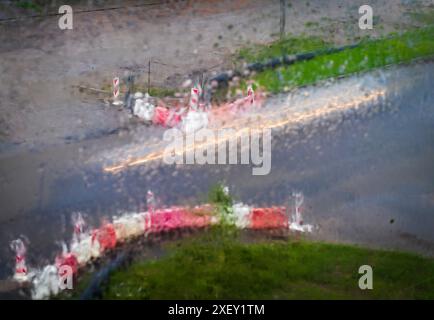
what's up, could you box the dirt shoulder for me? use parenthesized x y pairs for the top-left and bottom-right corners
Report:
(0, 0), (431, 153)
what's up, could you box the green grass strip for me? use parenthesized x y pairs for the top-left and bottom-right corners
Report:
(102, 229), (434, 299)
(253, 26), (434, 93)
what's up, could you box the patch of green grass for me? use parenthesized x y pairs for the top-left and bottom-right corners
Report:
(207, 183), (236, 227)
(148, 86), (177, 98)
(15, 0), (42, 12)
(305, 21), (319, 28)
(254, 25), (434, 93)
(236, 35), (330, 63)
(208, 183), (232, 209)
(101, 229), (434, 299)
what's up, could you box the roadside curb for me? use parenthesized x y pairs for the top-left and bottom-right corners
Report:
(209, 43), (360, 86)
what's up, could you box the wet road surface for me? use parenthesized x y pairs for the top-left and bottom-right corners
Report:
(0, 61), (433, 279)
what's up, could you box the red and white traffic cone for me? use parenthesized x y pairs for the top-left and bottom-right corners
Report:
(112, 77), (123, 106)
(72, 212), (85, 242)
(11, 239), (28, 281)
(189, 85), (202, 111)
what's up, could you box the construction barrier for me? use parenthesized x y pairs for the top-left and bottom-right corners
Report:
(250, 207), (288, 229)
(91, 224), (117, 252)
(10, 193), (312, 299)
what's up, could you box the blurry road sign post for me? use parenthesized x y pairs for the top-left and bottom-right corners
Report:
(124, 75), (135, 111)
(148, 60), (151, 95)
